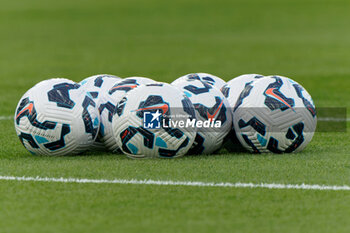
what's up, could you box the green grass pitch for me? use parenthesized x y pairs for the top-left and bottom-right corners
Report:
(1, 0), (350, 232)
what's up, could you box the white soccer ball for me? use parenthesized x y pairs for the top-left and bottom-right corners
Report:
(233, 75), (317, 153)
(98, 77), (156, 152)
(172, 73), (226, 89)
(221, 74), (264, 108)
(172, 79), (232, 154)
(125, 76), (156, 80)
(14, 78), (100, 155)
(112, 82), (197, 158)
(220, 74), (265, 152)
(79, 74), (122, 150)
(79, 74), (122, 105)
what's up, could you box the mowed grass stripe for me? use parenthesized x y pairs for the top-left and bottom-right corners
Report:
(1, 175), (350, 191)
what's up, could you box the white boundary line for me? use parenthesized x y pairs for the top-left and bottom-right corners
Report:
(318, 117), (350, 122)
(1, 175), (350, 191)
(0, 116), (12, 120)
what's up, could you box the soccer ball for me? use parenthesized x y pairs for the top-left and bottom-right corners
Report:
(172, 79), (232, 154)
(98, 77), (155, 152)
(14, 78), (100, 155)
(233, 75), (317, 153)
(79, 74), (122, 150)
(220, 74), (264, 152)
(79, 74), (122, 105)
(172, 73), (226, 89)
(221, 74), (264, 108)
(112, 82), (197, 158)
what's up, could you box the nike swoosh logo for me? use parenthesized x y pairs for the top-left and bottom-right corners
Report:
(265, 88), (293, 109)
(207, 99), (224, 121)
(111, 84), (138, 90)
(134, 103), (169, 114)
(16, 102), (34, 119)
